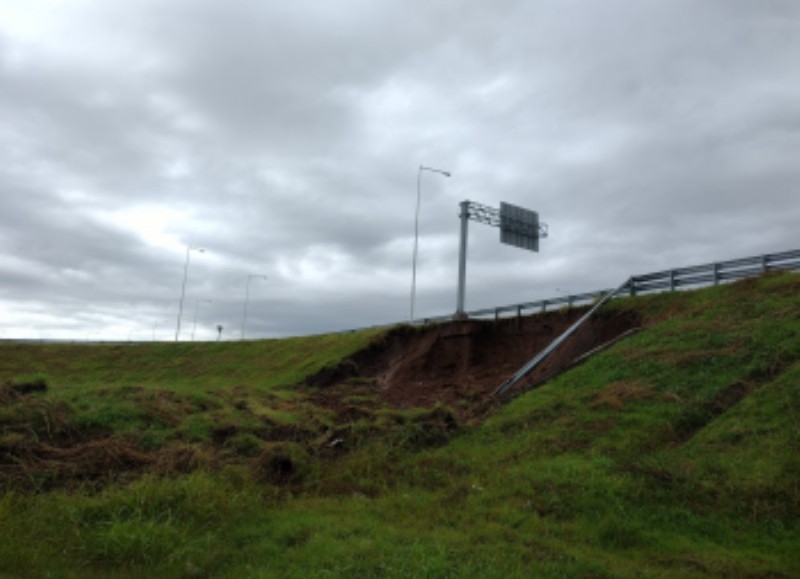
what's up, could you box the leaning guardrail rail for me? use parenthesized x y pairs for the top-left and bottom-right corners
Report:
(493, 277), (632, 398)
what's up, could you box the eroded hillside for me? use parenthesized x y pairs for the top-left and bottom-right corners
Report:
(1, 272), (799, 578)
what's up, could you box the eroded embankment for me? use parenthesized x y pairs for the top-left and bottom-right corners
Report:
(1, 308), (640, 489)
(308, 307), (641, 416)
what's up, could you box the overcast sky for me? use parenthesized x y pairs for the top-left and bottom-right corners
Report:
(1, 0), (798, 341)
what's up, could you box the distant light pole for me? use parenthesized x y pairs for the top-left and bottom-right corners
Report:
(191, 299), (213, 341)
(410, 164), (451, 324)
(175, 245), (205, 342)
(241, 274), (268, 340)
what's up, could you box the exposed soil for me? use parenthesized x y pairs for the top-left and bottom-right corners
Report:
(307, 307), (641, 418)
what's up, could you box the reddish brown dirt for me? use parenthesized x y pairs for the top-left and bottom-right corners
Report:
(308, 307), (641, 416)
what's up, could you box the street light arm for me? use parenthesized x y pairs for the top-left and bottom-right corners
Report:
(420, 165), (452, 178)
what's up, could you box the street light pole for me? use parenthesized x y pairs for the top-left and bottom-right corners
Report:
(410, 164), (451, 324)
(175, 245), (205, 342)
(241, 274), (268, 340)
(191, 299), (213, 341)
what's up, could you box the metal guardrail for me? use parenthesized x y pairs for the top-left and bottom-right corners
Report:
(336, 249), (800, 335)
(416, 248), (800, 326)
(626, 249), (800, 296)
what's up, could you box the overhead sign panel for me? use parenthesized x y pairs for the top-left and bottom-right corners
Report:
(500, 202), (539, 252)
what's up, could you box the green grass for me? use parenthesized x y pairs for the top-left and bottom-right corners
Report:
(0, 329), (378, 434)
(0, 328), (385, 470)
(0, 329), (385, 393)
(1, 274), (799, 577)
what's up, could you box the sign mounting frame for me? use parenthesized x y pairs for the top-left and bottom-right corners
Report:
(455, 200), (548, 318)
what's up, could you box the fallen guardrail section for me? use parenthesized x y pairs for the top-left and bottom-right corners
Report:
(492, 278), (632, 397)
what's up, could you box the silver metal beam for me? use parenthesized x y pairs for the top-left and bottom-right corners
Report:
(493, 277), (632, 397)
(456, 201), (470, 317)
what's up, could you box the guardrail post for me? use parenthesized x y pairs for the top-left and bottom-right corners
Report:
(516, 305), (522, 330)
(495, 308), (500, 322)
(669, 270), (676, 292)
(762, 254), (768, 273)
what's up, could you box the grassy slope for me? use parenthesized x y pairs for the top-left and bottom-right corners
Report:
(0, 329), (385, 456)
(1, 274), (799, 578)
(0, 330), (386, 391)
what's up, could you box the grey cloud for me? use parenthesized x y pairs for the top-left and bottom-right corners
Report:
(2, 0), (800, 339)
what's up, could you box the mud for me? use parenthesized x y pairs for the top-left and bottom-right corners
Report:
(308, 307), (641, 416)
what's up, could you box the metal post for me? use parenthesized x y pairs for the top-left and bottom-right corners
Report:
(762, 254), (768, 273)
(670, 269), (676, 291)
(191, 299), (212, 341)
(410, 165), (450, 324)
(455, 200), (470, 318)
(241, 274), (268, 340)
(410, 168), (423, 324)
(242, 277), (252, 340)
(176, 246), (204, 342)
(175, 246), (191, 342)
(713, 263), (720, 286)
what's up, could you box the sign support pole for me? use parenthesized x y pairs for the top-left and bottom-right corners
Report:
(453, 200), (548, 320)
(455, 200), (470, 319)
